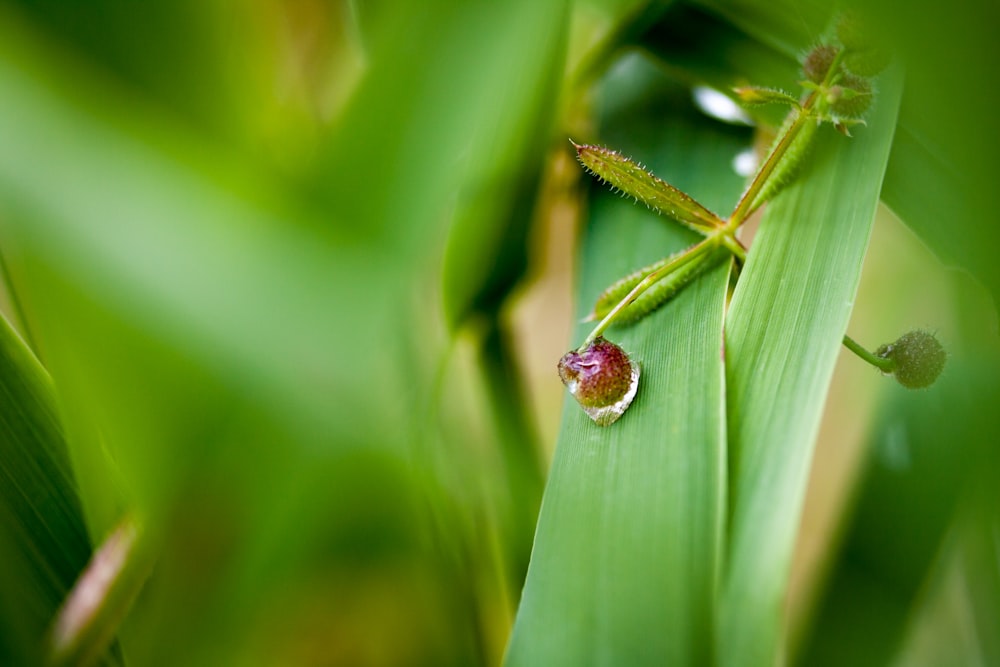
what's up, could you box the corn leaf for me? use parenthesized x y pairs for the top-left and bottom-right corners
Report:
(506, 55), (747, 666)
(0, 312), (97, 665)
(718, 70), (902, 666)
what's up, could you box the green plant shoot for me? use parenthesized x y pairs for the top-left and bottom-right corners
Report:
(560, 19), (940, 427)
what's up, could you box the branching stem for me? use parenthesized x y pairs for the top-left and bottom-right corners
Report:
(726, 49), (846, 229)
(582, 235), (719, 347)
(579, 49), (851, 342)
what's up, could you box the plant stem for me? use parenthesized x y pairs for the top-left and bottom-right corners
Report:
(842, 334), (895, 372)
(727, 107), (812, 229)
(720, 233), (747, 263)
(726, 50), (846, 230)
(581, 235), (719, 347)
(577, 48), (853, 343)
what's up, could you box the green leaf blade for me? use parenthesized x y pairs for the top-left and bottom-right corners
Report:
(719, 70), (903, 666)
(507, 55), (748, 666)
(0, 313), (95, 665)
(506, 263), (731, 667)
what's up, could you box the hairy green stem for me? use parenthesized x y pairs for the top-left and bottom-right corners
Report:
(727, 50), (846, 229)
(842, 334), (894, 372)
(720, 234), (747, 263)
(578, 46), (853, 342)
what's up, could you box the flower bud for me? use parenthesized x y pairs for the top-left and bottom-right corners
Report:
(876, 330), (947, 389)
(558, 337), (640, 426)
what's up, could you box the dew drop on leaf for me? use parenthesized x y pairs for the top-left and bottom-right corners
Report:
(558, 337), (640, 426)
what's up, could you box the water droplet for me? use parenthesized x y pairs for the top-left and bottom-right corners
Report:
(558, 337), (640, 426)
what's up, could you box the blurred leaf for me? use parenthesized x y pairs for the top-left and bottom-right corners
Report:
(3, 0), (277, 146)
(316, 0), (568, 260)
(572, 0), (675, 85)
(719, 70), (902, 666)
(0, 40), (389, 514)
(49, 518), (148, 667)
(0, 1), (585, 664)
(873, 0), (1000, 316)
(957, 487), (1000, 666)
(476, 319), (545, 597)
(690, 0), (830, 56)
(506, 55), (747, 666)
(640, 4), (800, 127)
(0, 312), (95, 665)
(440, 0), (569, 328)
(793, 348), (1000, 665)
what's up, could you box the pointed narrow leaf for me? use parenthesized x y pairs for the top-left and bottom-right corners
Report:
(719, 70), (902, 666)
(0, 313), (94, 665)
(590, 248), (728, 324)
(748, 112), (819, 212)
(733, 86), (800, 107)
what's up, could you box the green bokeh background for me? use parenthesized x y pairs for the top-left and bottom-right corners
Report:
(0, 1), (997, 665)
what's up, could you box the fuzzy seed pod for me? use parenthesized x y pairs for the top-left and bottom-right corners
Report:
(829, 73), (873, 118)
(803, 44), (839, 84)
(558, 337), (640, 426)
(876, 330), (947, 389)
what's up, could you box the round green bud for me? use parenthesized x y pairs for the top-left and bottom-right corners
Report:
(876, 330), (947, 389)
(558, 337), (640, 426)
(803, 44), (839, 84)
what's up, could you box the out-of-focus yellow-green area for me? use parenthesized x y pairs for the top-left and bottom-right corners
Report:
(0, 1), (571, 664)
(0, 0), (997, 666)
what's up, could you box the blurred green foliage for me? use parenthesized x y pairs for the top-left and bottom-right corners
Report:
(0, 0), (997, 666)
(0, 312), (95, 665)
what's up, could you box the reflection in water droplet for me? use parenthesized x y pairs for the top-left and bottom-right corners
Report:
(579, 364), (640, 426)
(558, 337), (641, 427)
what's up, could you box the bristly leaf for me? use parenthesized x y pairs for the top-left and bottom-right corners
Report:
(588, 249), (684, 321)
(734, 86), (801, 108)
(574, 142), (726, 233)
(589, 248), (728, 325)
